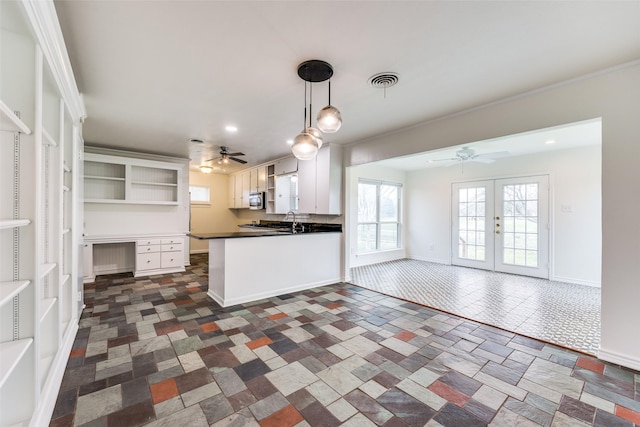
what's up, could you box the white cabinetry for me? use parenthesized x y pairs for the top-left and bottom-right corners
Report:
(1, 1), (85, 425)
(266, 164), (276, 213)
(250, 166), (267, 192)
(229, 167), (265, 209)
(274, 155), (298, 175)
(296, 144), (343, 215)
(84, 153), (181, 205)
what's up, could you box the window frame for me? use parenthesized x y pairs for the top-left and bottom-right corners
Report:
(357, 179), (402, 254)
(189, 185), (211, 205)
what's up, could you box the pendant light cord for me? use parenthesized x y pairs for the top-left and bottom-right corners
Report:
(309, 82), (313, 128)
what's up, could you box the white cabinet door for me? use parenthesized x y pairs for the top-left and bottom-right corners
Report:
(241, 171), (251, 208)
(274, 156), (298, 175)
(257, 166), (267, 192)
(297, 158), (316, 214)
(234, 173), (243, 208)
(315, 145), (342, 215)
(250, 168), (258, 193)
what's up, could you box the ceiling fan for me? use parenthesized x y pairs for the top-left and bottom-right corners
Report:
(206, 146), (247, 165)
(430, 146), (510, 165)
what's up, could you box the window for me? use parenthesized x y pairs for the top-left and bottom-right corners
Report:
(357, 180), (401, 253)
(189, 185), (210, 205)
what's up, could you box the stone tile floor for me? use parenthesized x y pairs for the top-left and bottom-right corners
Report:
(351, 259), (600, 355)
(50, 254), (639, 426)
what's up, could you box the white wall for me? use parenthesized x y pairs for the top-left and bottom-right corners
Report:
(189, 171), (239, 253)
(343, 62), (640, 370)
(405, 145), (601, 286)
(346, 163), (406, 268)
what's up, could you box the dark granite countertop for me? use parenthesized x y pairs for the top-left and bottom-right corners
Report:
(189, 222), (342, 240)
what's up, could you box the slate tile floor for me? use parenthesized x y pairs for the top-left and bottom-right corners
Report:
(50, 254), (639, 426)
(351, 259), (600, 355)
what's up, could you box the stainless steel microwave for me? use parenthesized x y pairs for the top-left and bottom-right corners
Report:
(249, 192), (264, 210)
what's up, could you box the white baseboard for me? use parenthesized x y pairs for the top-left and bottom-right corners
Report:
(32, 320), (79, 426)
(190, 249), (209, 254)
(407, 255), (450, 265)
(208, 277), (341, 308)
(351, 249), (406, 268)
(551, 275), (601, 288)
(598, 347), (640, 372)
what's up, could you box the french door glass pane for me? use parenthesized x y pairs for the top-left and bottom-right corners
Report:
(457, 186), (486, 261)
(357, 224), (377, 252)
(358, 183), (377, 222)
(502, 183), (539, 267)
(380, 223), (398, 250)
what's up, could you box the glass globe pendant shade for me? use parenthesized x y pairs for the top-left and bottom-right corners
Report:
(305, 126), (323, 149)
(291, 131), (319, 160)
(317, 105), (342, 133)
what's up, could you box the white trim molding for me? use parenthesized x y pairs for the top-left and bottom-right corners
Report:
(598, 348), (640, 372)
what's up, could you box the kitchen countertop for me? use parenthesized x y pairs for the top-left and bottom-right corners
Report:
(189, 222), (342, 240)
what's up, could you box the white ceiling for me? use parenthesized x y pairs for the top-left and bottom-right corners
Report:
(53, 1), (640, 173)
(376, 118), (602, 170)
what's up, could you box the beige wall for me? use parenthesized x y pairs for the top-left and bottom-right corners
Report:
(343, 62), (640, 370)
(189, 171), (239, 253)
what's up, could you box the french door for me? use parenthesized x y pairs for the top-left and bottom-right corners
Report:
(451, 175), (549, 279)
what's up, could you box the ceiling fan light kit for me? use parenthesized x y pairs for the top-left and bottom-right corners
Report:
(291, 59), (343, 160)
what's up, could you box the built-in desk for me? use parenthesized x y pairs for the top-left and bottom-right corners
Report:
(83, 233), (187, 283)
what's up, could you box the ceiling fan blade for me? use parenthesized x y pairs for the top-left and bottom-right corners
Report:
(204, 156), (221, 162)
(229, 157), (247, 164)
(471, 158), (496, 164)
(429, 157), (459, 162)
(226, 152), (245, 157)
(474, 151), (510, 159)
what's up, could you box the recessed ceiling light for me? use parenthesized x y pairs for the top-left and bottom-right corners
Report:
(286, 139), (294, 145)
(225, 125), (238, 133)
(545, 139), (556, 145)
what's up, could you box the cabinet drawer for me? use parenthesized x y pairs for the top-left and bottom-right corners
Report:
(161, 238), (182, 245)
(138, 239), (162, 246)
(137, 252), (161, 270)
(161, 243), (182, 252)
(161, 252), (183, 268)
(137, 244), (161, 254)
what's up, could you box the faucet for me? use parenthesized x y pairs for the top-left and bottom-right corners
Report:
(285, 210), (297, 233)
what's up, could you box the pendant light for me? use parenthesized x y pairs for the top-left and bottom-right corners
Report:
(317, 81), (342, 133)
(291, 81), (319, 160)
(292, 60), (341, 160)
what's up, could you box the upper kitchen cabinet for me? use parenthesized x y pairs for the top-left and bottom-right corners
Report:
(297, 144), (343, 215)
(250, 166), (267, 193)
(274, 155), (298, 175)
(84, 153), (182, 205)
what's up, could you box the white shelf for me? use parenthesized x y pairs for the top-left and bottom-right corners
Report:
(84, 199), (178, 206)
(131, 180), (178, 187)
(0, 338), (34, 388)
(62, 228), (70, 235)
(42, 128), (58, 147)
(39, 263), (56, 279)
(0, 281), (30, 308)
(61, 274), (70, 286)
(62, 185), (70, 192)
(84, 175), (125, 181)
(0, 100), (31, 134)
(0, 219), (31, 230)
(40, 298), (57, 322)
(63, 162), (71, 172)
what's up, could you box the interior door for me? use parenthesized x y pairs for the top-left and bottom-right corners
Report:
(451, 175), (549, 279)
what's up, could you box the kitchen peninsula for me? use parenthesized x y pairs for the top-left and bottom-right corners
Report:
(190, 223), (342, 307)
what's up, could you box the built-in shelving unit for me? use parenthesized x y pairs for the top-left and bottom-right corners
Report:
(266, 163), (276, 214)
(84, 153), (181, 205)
(1, 0), (84, 425)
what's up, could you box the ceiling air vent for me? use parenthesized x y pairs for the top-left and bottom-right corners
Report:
(368, 72), (399, 89)
(368, 72), (399, 98)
